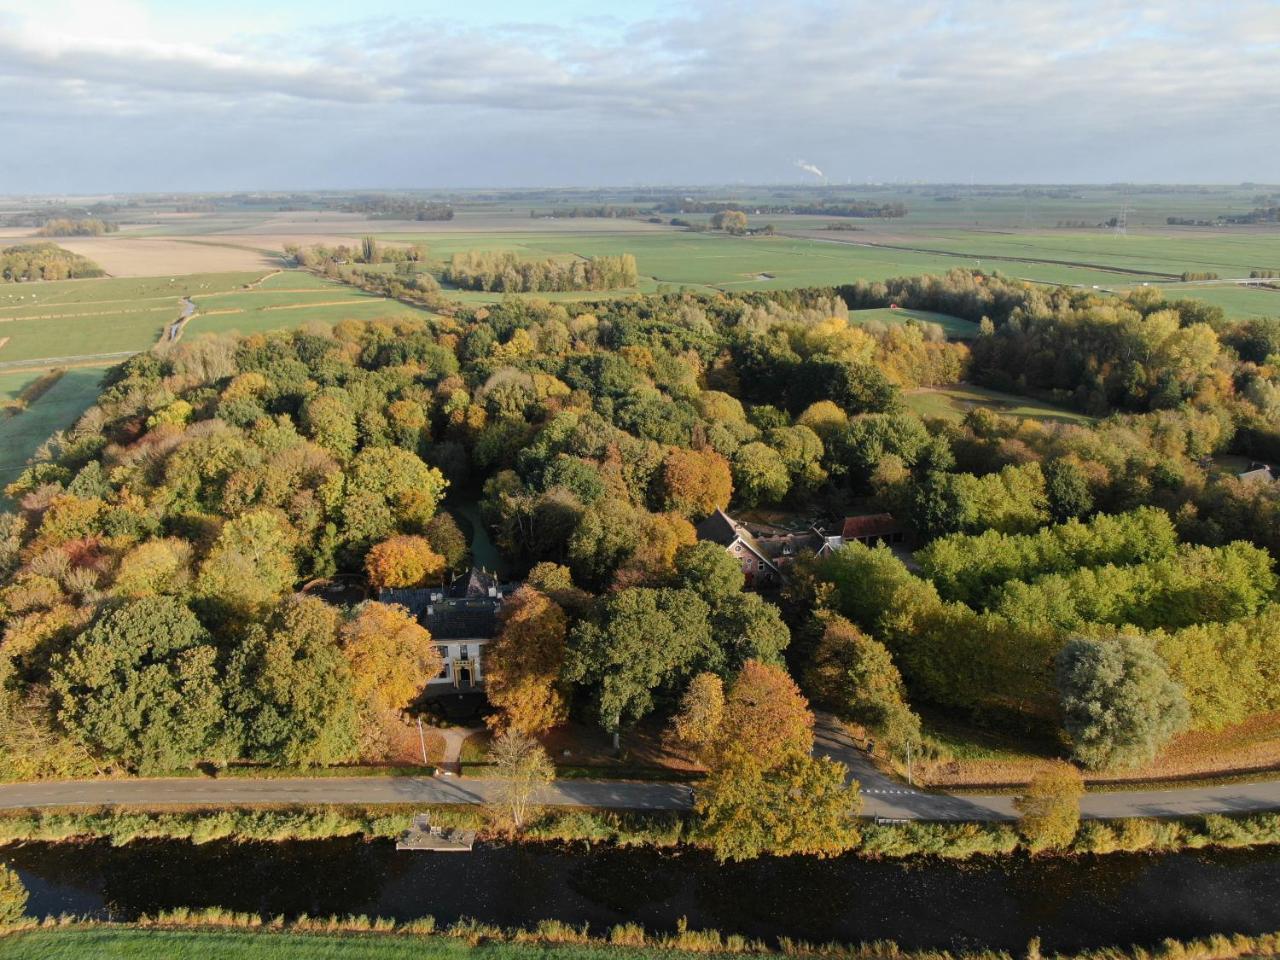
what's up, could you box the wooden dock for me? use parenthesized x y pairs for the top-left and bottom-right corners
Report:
(396, 814), (476, 852)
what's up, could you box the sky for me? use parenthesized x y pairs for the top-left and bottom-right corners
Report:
(1, 0), (1278, 193)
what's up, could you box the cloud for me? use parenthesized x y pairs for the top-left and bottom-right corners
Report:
(0, 0), (1277, 189)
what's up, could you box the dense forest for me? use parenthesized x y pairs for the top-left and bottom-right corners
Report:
(35, 218), (118, 237)
(443, 251), (638, 292)
(0, 270), (1278, 822)
(0, 243), (105, 282)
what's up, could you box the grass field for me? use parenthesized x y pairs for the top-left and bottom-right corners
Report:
(904, 384), (1093, 425)
(187, 273), (432, 337)
(849, 307), (976, 339)
(0, 929), (704, 960)
(375, 228), (1280, 309)
(0, 370), (43, 404)
(0, 366), (107, 490)
(0, 272), (269, 365)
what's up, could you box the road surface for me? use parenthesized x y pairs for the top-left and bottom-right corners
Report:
(0, 720), (1275, 822)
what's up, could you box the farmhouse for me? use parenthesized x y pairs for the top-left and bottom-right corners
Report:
(695, 509), (834, 588)
(380, 568), (517, 691)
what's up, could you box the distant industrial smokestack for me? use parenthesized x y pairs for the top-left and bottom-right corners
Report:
(794, 159), (825, 181)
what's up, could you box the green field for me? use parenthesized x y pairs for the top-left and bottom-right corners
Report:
(849, 307), (976, 339)
(377, 229), (1280, 311)
(0, 366), (107, 490)
(0, 370), (43, 404)
(0, 272), (269, 365)
(904, 384), (1094, 426)
(187, 275), (431, 337)
(0, 928), (702, 960)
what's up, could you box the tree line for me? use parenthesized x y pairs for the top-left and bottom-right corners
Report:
(0, 243), (105, 282)
(443, 252), (638, 292)
(35, 218), (118, 237)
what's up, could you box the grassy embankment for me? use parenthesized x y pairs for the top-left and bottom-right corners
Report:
(4, 914), (1280, 960)
(7, 804), (1280, 861)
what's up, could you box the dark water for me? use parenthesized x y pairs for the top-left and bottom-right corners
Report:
(4, 839), (1280, 953)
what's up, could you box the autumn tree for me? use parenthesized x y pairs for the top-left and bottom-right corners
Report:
(804, 614), (921, 750)
(340, 602), (441, 712)
(1014, 763), (1084, 852)
(485, 586), (569, 735)
(365, 535), (446, 590)
(711, 210), (749, 235)
(657, 447), (732, 519)
(197, 510), (297, 620)
(714, 660), (814, 769)
(732, 442), (790, 506)
(51, 597), (223, 774)
(425, 512), (470, 571)
(487, 730), (554, 831)
(695, 752), (860, 861)
(226, 595), (359, 767)
(672, 672), (725, 750)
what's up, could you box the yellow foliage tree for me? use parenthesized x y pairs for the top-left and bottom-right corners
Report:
(340, 602), (442, 713)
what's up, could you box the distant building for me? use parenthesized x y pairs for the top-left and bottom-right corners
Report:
(1237, 462), (1276, 484)
(380, 567), (517, 691)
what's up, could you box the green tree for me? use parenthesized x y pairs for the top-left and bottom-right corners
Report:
(1055, 635), (1189, 770)
(1045, 459), (1094, 522)
(565, 587), (712, 734)
(710, 210), (749, 235)
(197, 510), (297, 619)
(732, 442), (790, 506)
(227, 595), (359, 767)
(1014, 763), (1083, 852)
(51, 597), (222, 774)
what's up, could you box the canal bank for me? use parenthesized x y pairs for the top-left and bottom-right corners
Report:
(7, 838), (1280, 953)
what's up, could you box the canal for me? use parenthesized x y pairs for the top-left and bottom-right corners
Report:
(5, 838), (1279, 952)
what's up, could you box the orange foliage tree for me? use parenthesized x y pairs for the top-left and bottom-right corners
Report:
(484, 586), (569, 735)
(365, 535), (445, 590)
(658, 447), (733, 519)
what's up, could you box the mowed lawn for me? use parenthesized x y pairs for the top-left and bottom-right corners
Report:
(905, 384), (1093, 426)
(0, 929), (703, 960)
(0, 272), (270, 364)
(849, 307), (977, 339)
(0, 366), (108, 491)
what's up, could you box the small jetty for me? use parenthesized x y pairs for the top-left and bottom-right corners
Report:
(396, 814), (476, 852)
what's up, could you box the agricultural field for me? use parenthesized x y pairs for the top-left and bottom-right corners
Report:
(0, 365), (107, 492)
(904, 384), (1094, 426)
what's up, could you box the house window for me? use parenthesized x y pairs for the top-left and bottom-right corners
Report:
(436, 646), (450, 679)
(757, 560), (765, 571)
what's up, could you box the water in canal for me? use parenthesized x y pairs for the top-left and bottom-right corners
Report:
(4, 838), (1278, 952)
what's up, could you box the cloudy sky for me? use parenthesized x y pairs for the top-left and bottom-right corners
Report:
(1, 0), (1277, 192)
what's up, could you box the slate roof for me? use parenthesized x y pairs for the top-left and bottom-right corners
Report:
(424, 599), (501, 640)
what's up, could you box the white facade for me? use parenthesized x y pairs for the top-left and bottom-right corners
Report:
(428, 639), (488, 687)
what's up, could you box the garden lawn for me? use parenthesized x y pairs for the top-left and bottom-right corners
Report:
(904, 385), (1093, 426)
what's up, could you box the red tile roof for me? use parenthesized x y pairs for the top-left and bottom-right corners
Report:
(840, 513), (900, 541)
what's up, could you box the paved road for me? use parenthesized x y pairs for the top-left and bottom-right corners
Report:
(0, 775), (690, 812)
(0, 720), (1276, 822)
